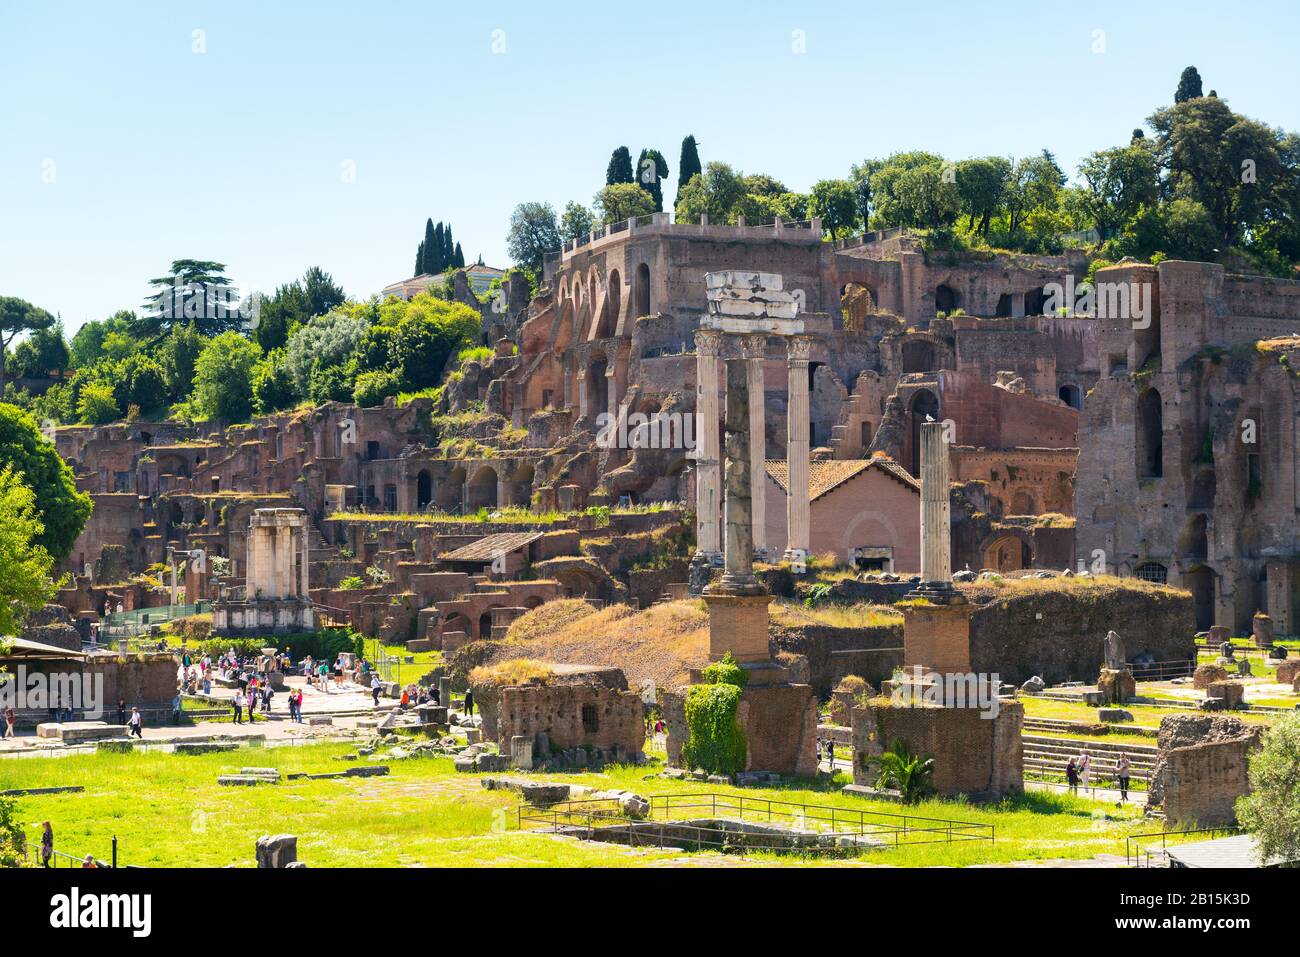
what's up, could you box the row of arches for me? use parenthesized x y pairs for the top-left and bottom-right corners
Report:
(410, 463), (537, 514)
(557, 262), (652, 343)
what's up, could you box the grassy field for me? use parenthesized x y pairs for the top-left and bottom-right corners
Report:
(1020, 695), (1278, 729)
(0, 742), (1158, 868)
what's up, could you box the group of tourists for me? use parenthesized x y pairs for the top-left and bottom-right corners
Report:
(1065, 749), (1132, 804)
(816, 737), (837, 769)
(396, 682), (442, 710)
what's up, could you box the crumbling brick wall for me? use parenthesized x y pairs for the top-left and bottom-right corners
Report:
(497, 683), (644, 754)
(1147, 714), (1260, 825)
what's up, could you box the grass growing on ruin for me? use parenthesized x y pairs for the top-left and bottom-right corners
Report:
(958, 574), (1186, 602)
(771, 602), (902, 630)
(0, 742), (1157, 868)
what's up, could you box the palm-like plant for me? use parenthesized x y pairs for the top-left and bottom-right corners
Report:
(870, 739), (935, 804)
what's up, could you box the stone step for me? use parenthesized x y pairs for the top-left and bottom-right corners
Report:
(1023, 733), (1158, 757)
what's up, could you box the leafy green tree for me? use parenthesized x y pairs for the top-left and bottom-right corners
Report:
(1078, 144), (1159, 239)
(1004, 153), (1066, 244)
(0, 296), (55, 392)
(506, 201), (561, 273)
(254, 267), (345, 352)
(284, 302), (374, 399)
(560, 201), (595, 243)
(606, 146), (634, 185)
(1149, 96), (1288, 245)
(866, 151), (958, 230)
(636, 148), (670, 211)
(0, 464), (57, 636)
(11, 323), (70, 378)
(191, 332), (262, 422)
(68, 311), (134, 369)
(112, 353), (169, 416)
(593, 183), (656, 225)
(251, 349), (298, 414)
(809, 178), (859, 238)
(73, 377), (118, 424)
(1175, 65), (1203, 103)
(160, 323), (206, 400)
(677, 135), (702, 204)
(137, 259), (240, 339)
(0, 402), (93, 560)
(1237, 712), (1300, 864)
(673, 162), (747, 224)
(377, 293), (480, 390)
(955, 156), (1012, 236)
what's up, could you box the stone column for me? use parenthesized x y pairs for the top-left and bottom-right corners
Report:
(299, 524), (310, 599)
(605, 340), (621, 422)
(741, 333), (768, 557)
(919, 420), (952, 586)
(720, 359), (758, 590)
(694, 329), (722, 558)
(783, 335), (812, 563)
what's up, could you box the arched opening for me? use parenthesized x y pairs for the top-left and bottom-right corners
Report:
(994, 294), (1014, 318)
(901, 339), (936, 374)
(607, 269), (621, 333)
(984, 535), (1031, 572)
(935, 284), (959, 315)
(1180, 513), (1208, 561)
(633, 263), (651, 318)
(466, 465), (499, 510)
(1010, 490), (1036, 515)
(524, 595), (545, 610)
(443, 613), (469, 639)
(1184, 566), (1216, 631)
(908, 389), (940, 477)
(478, 611), (495, 639)
(438, 465), (467, 513)
(588, 358), (609, 419)
(1058, 384), (1082, 410)
(1136, 389), (1163, 478)
(1025, 287), (1048, 316)
(1189, 466), (1216, 510)
(840, 282), (876, 330)
(416, 470), (432, 510)
(1134, 561), (1168, 584)
(859, 420), (873, 449)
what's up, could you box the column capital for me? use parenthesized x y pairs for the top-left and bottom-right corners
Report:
(787, 334), (813, 363)
(695, 328), (722, 356)
(739, 331), (768, 359)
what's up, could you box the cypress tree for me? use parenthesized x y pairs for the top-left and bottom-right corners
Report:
(433, 223), (446, 273)
(637, 148), (669, 212)
(606, 146), (633, 185)
(453, 241), (465, 268)
(1175, 66), (1203, 103)
(443, 224), (456, 271)
(421, 218), (436, 274)
(415, 241), (425, 277)
(677, 135), (702, 198)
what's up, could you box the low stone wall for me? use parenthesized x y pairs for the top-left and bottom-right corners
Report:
(850, 700), (1024, 800)
(770, 622), (903, 696)
(1147, 714), (1261, 826)
(496, 683), (644, 755)
(966, 585), (1195, 684)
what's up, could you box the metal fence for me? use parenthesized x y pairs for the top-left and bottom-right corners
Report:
(517, 792), (993, 857)
(25, 830), (120, 868)
(1125, 827), (1240, 867)
(98, 602), (211, 639)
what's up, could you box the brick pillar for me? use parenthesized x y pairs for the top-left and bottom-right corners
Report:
(783, 335), (812, 563)
(741, 333), (767, 557)
(694, 329), (722, 558)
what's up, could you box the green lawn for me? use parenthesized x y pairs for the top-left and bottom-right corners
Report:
(2, 742), (1156, 868)
(1020, 695), (1277, 729)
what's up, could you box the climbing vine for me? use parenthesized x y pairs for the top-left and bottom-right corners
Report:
(682, 652), (748, 776)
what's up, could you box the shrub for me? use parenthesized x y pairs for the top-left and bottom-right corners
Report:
(337, 576), (364, 590)
(682, 683), (747, 776)
(170, 615), (212, 643)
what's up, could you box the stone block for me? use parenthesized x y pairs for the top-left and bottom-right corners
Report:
(1275, 659), (1300, 684)
(1098, 708), (1133, 722)
(1206, 681), (1245, 709)
(255, 834), (297, 868)
(1097, 668), (1136, 704)
(1193, 663), (1229, 690)
(510, 735), (534, 770)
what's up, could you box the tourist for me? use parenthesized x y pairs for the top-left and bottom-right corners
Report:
(129, 706), (143, 739)
(233, 691), (245, 725)
(400, 688), (410, 710)
(295, 689), (305, 722)
(1115, 752), (1131, 804)
(40, 822), (54, 867)
(318, 661), (330, 694)
(1065, 757), (1079, 794)
(262, 684), (274, 714)
(171, 693), (182, 725)
(371, 675), (381, 707)
(430, 684), (440, 706)
(826, 740), (835, 770)
(1077, 750), (1091, 795)
(815, 737), (823, 767)
(82, 854), (98, 868)
(117, 698), (127, 725)
(463, 688), (474, 716)
(3, 707), (15, 739)
(333, 655), (344, 687)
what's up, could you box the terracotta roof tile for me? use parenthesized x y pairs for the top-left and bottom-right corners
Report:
(765, 456), (918, 501)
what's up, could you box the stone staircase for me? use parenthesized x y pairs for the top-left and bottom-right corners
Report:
(1022, 732), (1158, 783)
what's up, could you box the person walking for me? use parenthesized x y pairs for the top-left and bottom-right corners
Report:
(171, 693), (182, 725)
(463, 688), (474, 717)
(40, 822), (54, 868)
(1065, 758), (1079, 794)
(371, 675), (381, 707)
(1078, 750), (1091, 795)
(826, 739), (835, 771)
(1115, 752), (1132, 804)
(232, 692), (244, 725)
(3, 707), (15, 739)
(116, 698), (127, 725)
(129, 706), (143, 739)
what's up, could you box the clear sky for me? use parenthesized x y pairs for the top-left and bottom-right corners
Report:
(3, 0), (1298, 333)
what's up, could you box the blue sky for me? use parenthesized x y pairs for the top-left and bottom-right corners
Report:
(3, 0), (1298, 332)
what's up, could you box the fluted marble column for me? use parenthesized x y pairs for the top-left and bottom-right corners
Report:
(740, 333), (768, 557)
(694, 329), (722, 558)
(783, 335), (812, 563)
(919, 420), (952, 584)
